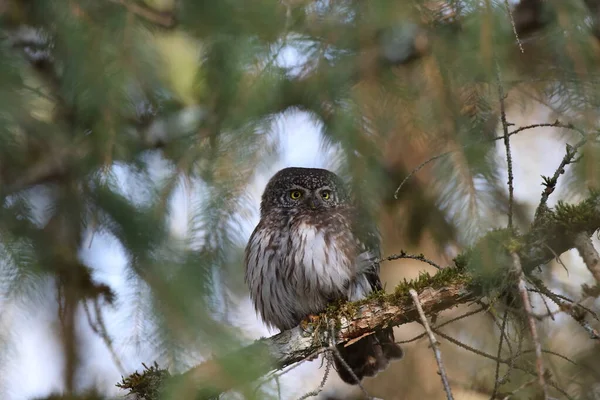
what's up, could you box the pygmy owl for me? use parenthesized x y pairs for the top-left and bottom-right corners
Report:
(245, 167), (403, 384)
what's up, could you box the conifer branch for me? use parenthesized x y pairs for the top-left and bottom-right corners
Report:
(118, 193), (600, 400)
(123, 280), (476, 400)
(574, 233), (600, 284)
(528, 281), (600, 341)
(496, 62), (514, 229)
(534, 139), (586, 220)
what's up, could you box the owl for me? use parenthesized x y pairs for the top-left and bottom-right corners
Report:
(245, 167), (403, 385)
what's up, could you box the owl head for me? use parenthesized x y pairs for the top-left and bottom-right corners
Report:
(260, 167), (350, 214)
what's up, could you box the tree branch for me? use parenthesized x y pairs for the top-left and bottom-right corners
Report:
(409, 289), (455, 400)
(118, 191), (600, 400)
(157, 278), (474, 400)
(511, 252), (548, 399)
(574, 232), (600, 287)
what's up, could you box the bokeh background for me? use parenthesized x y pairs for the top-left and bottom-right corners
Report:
(1, 1), (600, 399)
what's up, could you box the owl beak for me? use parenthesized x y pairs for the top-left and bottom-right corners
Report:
(308, 197), (319, 209)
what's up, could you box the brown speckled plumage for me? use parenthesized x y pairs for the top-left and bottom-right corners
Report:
(244, 167), (402, 384)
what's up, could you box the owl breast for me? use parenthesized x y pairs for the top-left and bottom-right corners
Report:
(245, 212), (360, 331)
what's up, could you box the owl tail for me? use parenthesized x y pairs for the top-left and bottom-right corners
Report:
(333, 327), (403, 385)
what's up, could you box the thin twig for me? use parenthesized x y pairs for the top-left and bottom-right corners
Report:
(533, 139), (586, 220)
(506, 121), (586, 139)
(574, 232), (600, 286)
(254, 357), (313, 395)
(501, 326), (523, 397)
(394, 152), (451, 199)
(581, 320), (600, 340)
(409, 289), (454, 400)
(485, 304), (516, 379)
(542, 242), (569, 276)
(519, 348), (595, 374)
(537, 290), (556, 321)
(432, 329), (575, 400)
(296, 353), (332, 400)
(373, 120), (578, 200)
(275, 375), (282, 400)
(528, 283), (600, 340)
(397, 305), (486, 345)
(511, 253), (548, 399)
(392, 120), (582, 204)
(496, 62), (514, 229)
(83, 299), (126, 374)
(529, 285), (599, 321)
(328, 324), (372, 399)
(501, 378), (537, 400)
(504, 0), (524, 53)
(382, 251), (443, 270)
(490, 310), (509, 399)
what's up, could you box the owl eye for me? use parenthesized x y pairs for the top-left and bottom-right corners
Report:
(321, 190), (331, 200)
(290, 190), (302, 200)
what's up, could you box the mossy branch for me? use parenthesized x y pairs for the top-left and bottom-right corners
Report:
(117, 192), (600, 400)
(119, 275), (475, 400)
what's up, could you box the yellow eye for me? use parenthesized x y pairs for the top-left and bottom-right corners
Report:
(321, 190), (331, 200)
(290, 190), (302, 200)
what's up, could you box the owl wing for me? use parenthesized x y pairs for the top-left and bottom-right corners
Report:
(355, 243), (382, 291)
(336, 206), (404, 385)
(343, 205), (384, 297)
(352, 207), (384, 291)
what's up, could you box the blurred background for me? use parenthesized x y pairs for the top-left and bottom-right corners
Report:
(1, 0), (600, 399)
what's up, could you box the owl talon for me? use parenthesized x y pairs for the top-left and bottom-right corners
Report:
(301, 314), (320, 332)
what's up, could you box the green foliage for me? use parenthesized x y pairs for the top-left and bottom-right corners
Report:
(117, 362), (170, 400)
(461, 228), (516, 296)
(1, 0), (600, 399)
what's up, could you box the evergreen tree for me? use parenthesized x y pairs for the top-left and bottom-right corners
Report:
(1, 1), (600, 399)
